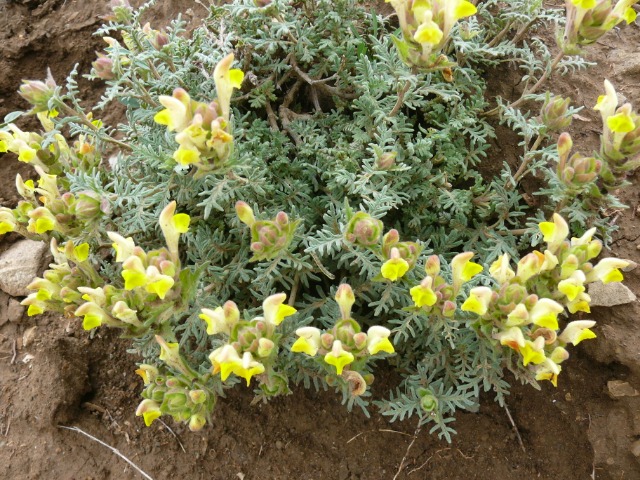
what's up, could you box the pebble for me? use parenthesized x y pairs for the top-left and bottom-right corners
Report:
(588, 281), (637, 307)
(607, 380), (639, 398)
(631, 440), (640, 458)
(0, 240), (49, 297)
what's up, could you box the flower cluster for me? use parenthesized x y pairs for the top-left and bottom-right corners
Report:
(291, 284), (395, 396)
(561, 0), (638, 53)
(408, 252), (482, 316)
(135, 359), (216, 432)
(461, 213), (632, 386)
(204, 293), (297, 392)
(235, 201), (300, 261)
(0, 167), (106, 238)
(385, 0), (477, 71)
(344, 211), (422, 282)
(154, 54), (244, 175)
(593, 80), (640, 189)
(21, 202), (190, 333)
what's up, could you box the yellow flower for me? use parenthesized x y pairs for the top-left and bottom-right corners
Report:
(209, 345), (243, 381)
(136, 399), (162, 427)
(451, 252), (483, 292)
(559, 320), (597, 345)
(122, 256), (147, 290)
(607, 111), (636, 133)
(493, 326), (525, 350)
(263, 293), (297, 325)
(558, 271), (586, 301)
(159, 201), (190, 259)
(214, 53), (245, 122)
(135, 364), (159, 385)
(366, 326), (394, 355)
(107, 232), (136, 262)
(234, 352), (265, 386)
(539, 213), (569, 253)
(529, 298), (564, 330)
(588, 257), (631, 284)
(520, 338), (546, 366)
(324, 340), (354, 375)
(505, 303), (529, 327)
(414, 17), (443, 45)
(75, 302), (108, 330)
(145, 270), (175, 300)
(461, 286), (493, 316)
(381, 256), (409, 281)
(410, 279), (438, 308)
(567, 292), (591, 314)
(570, 0), (596, 8)
(489, 253), (515, 284)
(291, 326), (322, 356)
(154, 88), (191, 132)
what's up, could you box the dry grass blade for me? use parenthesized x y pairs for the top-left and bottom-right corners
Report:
(58, 425), (155, 480)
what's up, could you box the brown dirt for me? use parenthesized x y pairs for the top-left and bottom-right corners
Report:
(1, 2), (640, 479)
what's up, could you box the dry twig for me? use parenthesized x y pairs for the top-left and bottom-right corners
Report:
(504, 403), (526, 453)
(392, 425), (421, 480)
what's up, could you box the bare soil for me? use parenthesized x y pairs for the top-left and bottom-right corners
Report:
(1, 1), (640, 479)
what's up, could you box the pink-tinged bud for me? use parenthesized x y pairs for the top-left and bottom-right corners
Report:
(425, 255), (440, 276)
(189, 389), (207, 404)
(335, 283), (356, 320)
(375, 151), (396, 170)
(442, 300), (457, 317)
(557, 132), (573, 161)
(92, 54), (115, 80)
(320, 333), (334, 349)
(257, 338), (275, 358)
(344, 212), (383, 247)
(251, 241), (265, 252)
(142, 23), (169, 50)
(353, 332), (368, 350)
(235, 201), (255, 226)
(74, 191), (103, 220)
(275, 211), (289, 226)
(382, 228), (400, 253)
(19, 71), (56, 112)
(108, 0), (133, 22)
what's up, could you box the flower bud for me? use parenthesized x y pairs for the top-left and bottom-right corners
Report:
(320, 333), (334, 349)
(441, 300), (457, 317)
(424, 255), (440, 276)
(92, 54), (115, 80)
(375, 151), (396, 170)
(235, 201), (255, 226)
(344, 212), (383, 247)
(19, 72), (57, 112)
(418, 388), (438, 413)
(257, 338), (275, 358)
(541, 94), (572, 131)
(189, 414), (207, 432)
(335, 283), (355, 320)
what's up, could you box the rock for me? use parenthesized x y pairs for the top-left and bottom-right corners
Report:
(588, 282), (636, 307)
(631, 440), (640, 458)
(607, 380), (639, 399)
(7, 298), (25, 323)
(0, 239), (49, 297)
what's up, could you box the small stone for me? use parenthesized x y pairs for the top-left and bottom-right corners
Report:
(588, 281), (636, 307)
(0, 240), (49, 297)
(22, 326), (37, 347)
(8, 299), (25, 323)
(565, 392), (572, 402)
(275, 440), (284, 450)
(631, 440), (640, 458)
(607, 380), (639, 398)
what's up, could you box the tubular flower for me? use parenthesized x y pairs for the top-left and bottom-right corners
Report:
(539, 213), (569, 253)
(0, 208), (17, 235)
(529, 298), (564, 330)
(291, 326), (322, 356)
(214, 53), (244, 122)
(144, 266), (175, 299)
(489, 253), (515, 284)
(366, 326), (395, 355)
(505, 303), (530, 327)
(558, 270), (586, 301)
(559, 320), (597, 345)
(136, 399), (162, 427)
(135, 364), (159, 385)
(381, 247), (410, 281)
(461, 286), (493, 316)
(410, 276), (438, 307)
(335, 283), (356, 320)
(520, 337), (547, 366)
(493, 326), (526, 351)
(122, 255), (147, 290)
(567, 291), (592, 314)
(234, 352), (265, 386)
(587, 257), (631, 284)
(324, 340), (354, 375)
(75, 302), (110, 330)
(159, 201), (190, 260)
(200, 300), (240, 335)
(262, 293), (297, 325)
(107, 231), (136, 262)
(209, 344), (243, 381)
(516, 251), (544, 283)
(451, 252), (483, 292)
